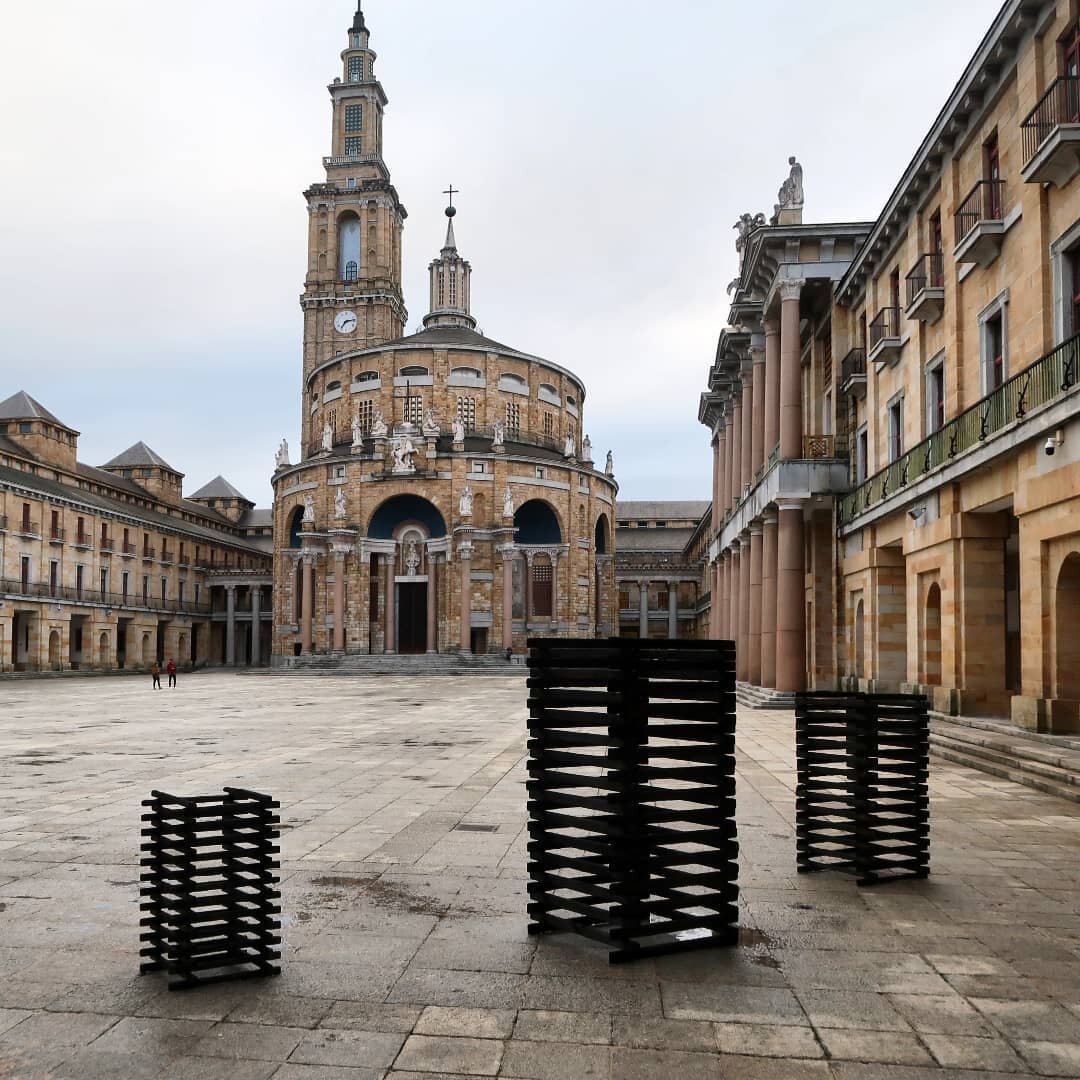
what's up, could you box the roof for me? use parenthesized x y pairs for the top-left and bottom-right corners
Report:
(101, 441), (181, 474)
(615, 527), (698, 553)
(0, 391), (70, 428)
(616, 501), (711, 521)
(239, 508), (273, 528)
(190, 476), (251, 502)
(0, 431), (35, 459)
(0, 462), (266, 554)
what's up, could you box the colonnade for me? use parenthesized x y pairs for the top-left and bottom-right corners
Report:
(708, 281), (808, 693)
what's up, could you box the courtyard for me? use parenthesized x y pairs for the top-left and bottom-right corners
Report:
(0, 673), (1077, 1079)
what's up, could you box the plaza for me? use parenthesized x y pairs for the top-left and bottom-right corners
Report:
(0, 673), (1078, 1078)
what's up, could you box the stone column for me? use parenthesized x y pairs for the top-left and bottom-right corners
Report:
(776, 499), (807, 693)
(459, 544), (472, 653)
(667, 581), (678, 639)
(639, 580), (649, 639)
(729, 542), (741, 669)
(301, 559), (314, 655)
(427, 554), (438, 654)
(384, 552), (396, 654)
(741, 366), (753, 492)
(751, 337), (766, 477)
(779, 280), (805, 461)
(719, 419), (730, 519)
(763, 315), (781, 463)
(738, 530), (751, 683)
(761, 510), (778, 689)
(332, 551), (346, 653)
(719, 553), (729, 640)
(711, 436), (721, 534)
(251, 584), (262, 666)
(501, 553), (514, 652)
(225, 584), (236, 666)
(729, 393), (742, 510)
(712, 562), (722, 639)
(748, 524), (763, 685)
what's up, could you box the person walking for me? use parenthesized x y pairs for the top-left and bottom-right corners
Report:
(166, 658), (177, 688)
(151, 661), (162, 690)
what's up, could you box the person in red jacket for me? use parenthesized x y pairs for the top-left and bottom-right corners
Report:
(166, 658), (177, 688)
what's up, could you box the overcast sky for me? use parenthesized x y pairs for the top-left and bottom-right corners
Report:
(0, 0), (1002, 505)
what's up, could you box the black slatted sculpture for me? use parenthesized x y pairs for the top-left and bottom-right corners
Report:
(527, 638), (738, 963)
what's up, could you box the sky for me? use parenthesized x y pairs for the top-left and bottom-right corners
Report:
(0, 0), (1003, 506)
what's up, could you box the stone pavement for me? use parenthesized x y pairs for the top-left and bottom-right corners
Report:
(0, 673), (1078, 1079)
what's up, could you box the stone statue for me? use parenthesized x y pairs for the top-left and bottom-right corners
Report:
(564, 433), (576, 458)
(405, 540), (420, 576)
(452, 415), (466, 443)
(726, 276), (742, 297)
(582, 434), (593, 463)
(321, 421), (333, 452)
(302, 494), (315, 523)
(605, 451), (615, 476)
(390, 434), (417, 473)
(503, 487), (514, 519)
(275, 439), (290, 469)
(734, 212), (767, 256)
(422, 407), (440, 438)
(460, 486), (474, 517)
(334, 487), (346, 520)
(492, 419), (505, 448)
(370, 409), (388, 438)
(778, 156), (804, 209)
(351, 412), (363, 447)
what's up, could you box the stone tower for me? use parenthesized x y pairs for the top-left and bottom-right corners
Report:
(300, 1), (408, 445)
(423, 206), (475, 331)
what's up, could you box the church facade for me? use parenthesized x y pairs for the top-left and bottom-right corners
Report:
(270, 5), (618, 661)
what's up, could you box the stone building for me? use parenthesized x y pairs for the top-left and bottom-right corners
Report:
(0, 392), (272, 673)
(614, 502), (710, 640)
(270, 4), (618, 662)
(702, 0), (1080, 732)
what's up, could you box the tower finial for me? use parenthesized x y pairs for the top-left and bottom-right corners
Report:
(351, 1), (366, 33)
(443, 185), (459, 251)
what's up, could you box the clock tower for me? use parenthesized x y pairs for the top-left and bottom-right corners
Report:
(301, 2), (407, 403)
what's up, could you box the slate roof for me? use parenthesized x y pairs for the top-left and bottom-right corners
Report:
(0, 391), (70, 428)
(190, 476), (251, 502)
(383, 325), (537, 358)
(239, 508), (273, 528)
(101, 441), (181, 474)
(616, 501), (711, 521)
(0, 431), (34, 459)
(615, 526), (698, 553)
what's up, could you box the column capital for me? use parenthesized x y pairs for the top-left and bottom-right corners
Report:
(761, 509), (779, 526)
(778, 278), (805, 302)
(730, 538), (742, 553)
(749, 522), (764, 536)
(775, 497), (804, 513)
(763, 315), (780, 336)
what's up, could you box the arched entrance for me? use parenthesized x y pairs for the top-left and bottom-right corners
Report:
(1055, 553), (1080, 701)
(923, 583), (942, 687)
(854, 599), (865, 680)
(594, 514), (610, 555)
(141, 633), (153, 666)
(48, 631), (61, 672)
(288, 507), (305, 549)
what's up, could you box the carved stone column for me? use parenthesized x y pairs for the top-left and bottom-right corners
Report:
(763, 316), (781, 464)
(301, 558), (314, 655)
(776, 499), (806, 693)
(779, 280), (805, 461)
(501, 552), (514, 652)
(749, 523), (763, 685)
(711, 562), (722, 639)
(459, 542), (473, 653)
(711, 436), (721, 534)
(719, 418), (730, 520)
(225, 585), (236, 666)
(728, 541), (741, 667)
(251, 583), (262, 667)
(384, 552), (396, 655)
(427, 554), (438, 654)
(719, 552), (730, 640)
(639, 580), (649, 639)
(332, 550), (346, 653)
(728, 392), (742, 510)
(761, 511), (778, 689)
(738, 530), (751, 682)
(751, 336), (766, 477)
(740, 365), (753, 493)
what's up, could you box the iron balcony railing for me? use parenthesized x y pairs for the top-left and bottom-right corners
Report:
(99, 537), (114, 552)
(49, 527), (65, 542)
(0, 577), (212, 616)
(954, 178), (1005, 244)
(121, 542), (137, 555)
(143, 547), (156, 560)
(16, 520), (39, 536)
(73, 531), (91, 547)
(0, 515), (7, 531)
(869, 306), (901, 349)
(841, 348), (867, 383)
(161, 548), (175, 563)
(905, 253), (945, 305)
(1021, 75), (1080, 168)
(839, 329), (1080, 526)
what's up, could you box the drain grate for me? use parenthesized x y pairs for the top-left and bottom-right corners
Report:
(454, 824), (498, 833)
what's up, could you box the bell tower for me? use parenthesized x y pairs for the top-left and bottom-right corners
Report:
(301, 1), (408, 386)
(424, 194), (476, 331)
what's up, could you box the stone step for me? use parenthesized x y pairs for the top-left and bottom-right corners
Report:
(736, 683), (796, 710)
(931, 731), (1080, 792)
(262, 654), (526, 677)
(930, 723), (1080, 780)
(930, 711), (1080, 753)
(929, 738), (1080, 805)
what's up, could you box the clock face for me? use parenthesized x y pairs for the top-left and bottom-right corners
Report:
(334, 310), (358, 334)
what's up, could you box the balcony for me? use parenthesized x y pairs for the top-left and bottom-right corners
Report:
(839, 328), (1080, 528)
(954, 179), (1006, 267)
(73, 532), (91, 549)
(905, 253), (946, 324)
(1021, 76), (1080, 188)
(0, 515), (6, 532)
(142, 547), (156, 562)
(48, 527), (65, 545)
(838, 347), (864, 399)
(160, 548), (175, 565)
(120, 542), (137, 557)
(16, 520), (40, 538)
(0, 576), (214, 616)
(868, 307), (903, 368)
(99, 537), (114, 555)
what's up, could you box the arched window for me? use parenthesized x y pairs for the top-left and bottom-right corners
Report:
(498, 373), (528, 395)
(399, 366), (429, 377)
(288, 507), (305, 550)
(594, 514), (610, 555)
(354, 370), (380, 384)
(538, 383), (561, 406)
(338, 213), (361, 281)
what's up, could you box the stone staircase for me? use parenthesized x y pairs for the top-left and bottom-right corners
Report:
(261, 653), (527, 678)
(930, 713), (1080, 804)
(736, 683), (797, 710)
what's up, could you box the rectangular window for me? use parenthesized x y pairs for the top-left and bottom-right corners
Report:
(927, 361), (946, 434)
(22, 502), (30, 529)
(823, 389), (833, 436)
(984, 131), (1002, 218)
(532, 561), (554, 618)
(888, 397), (904, 462)
(100, 568), (108, 595)
(983, 311), (1005, 391)
(51, 509), (60, 538)
(456, 396), (477, 430)
(122, 571), (130, 601)
(20, 556), (30, 589)
(357, 398), (373, 432)
(194, 583), (201, 605)
(344, 136), (362, 156)
(543, 413), (554, 437)
(856, 426), (869, 483)
(506, 402), (521, 433)
(536, 467), (547, 480)
(404, 395), (423, 426)
(143, 575), (149, 602)
(1069, 248), (1080, 337)
(889, 267), (901, 320)
(348, 55), (362, 82)
(178, 580), (186, 606)
(49, 560), (59, 595)
(76, 565), (84, 597)
(346, 177), (356, 190)
(344, 104), (363, 132)
(161, 577), (168, 601)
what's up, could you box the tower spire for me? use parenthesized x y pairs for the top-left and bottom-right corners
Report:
(425, 193), (476, 331)
(351, 1), (366, 34)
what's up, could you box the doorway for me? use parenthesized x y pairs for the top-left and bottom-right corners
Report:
(397, 583), (427, 654)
